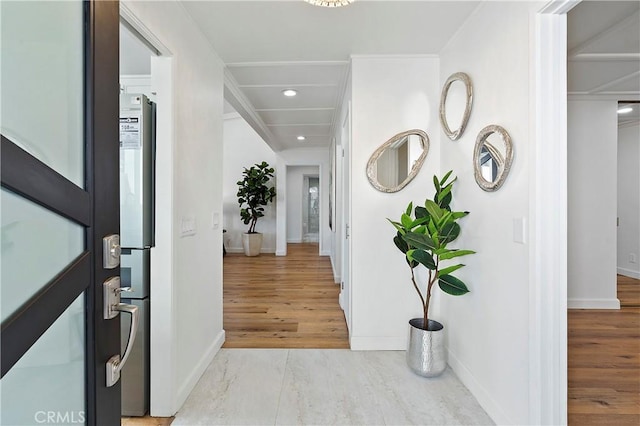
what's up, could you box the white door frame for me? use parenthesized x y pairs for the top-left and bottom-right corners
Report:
(119, 3), (178, 417)
(531, 1), (578, 424)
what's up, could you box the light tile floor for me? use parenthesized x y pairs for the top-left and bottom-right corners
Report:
(173, 349), (493, 426)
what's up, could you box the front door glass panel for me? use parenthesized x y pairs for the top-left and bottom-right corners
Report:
(0, 1), (85, 188)
(0, 189), (84, 322)
(0, 294), (86, 425)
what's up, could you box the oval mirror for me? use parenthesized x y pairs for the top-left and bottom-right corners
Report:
(366, 129), (430, 193)
(439, 72), (473, 141)
(473, 125), (513, 192)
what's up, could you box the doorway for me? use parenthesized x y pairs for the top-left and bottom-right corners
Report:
(302, 175), (320, 243)
(119, 4), (176, 417)
(286, 165), (320, 247)
(565, 2), (640, 424)
(616, 101), (640, 281)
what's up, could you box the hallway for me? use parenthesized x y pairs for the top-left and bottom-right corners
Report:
(568, 275), (640, 425)
(223, 243), (349, 348)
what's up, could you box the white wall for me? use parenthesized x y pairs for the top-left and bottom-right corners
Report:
(122, 1), (225, 415)
(276, 148), (331, 256)
(120, 75), (152, 98)
(223, 115), (277, 253)
(568, 100), (620, 308)
(617, 122), (640, 279)
(286, 166), (320, 243)
(349, 55), (440, 349)
(438, 2), (541, 424)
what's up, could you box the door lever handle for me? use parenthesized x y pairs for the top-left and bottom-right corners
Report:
(106, 302), (139, 387)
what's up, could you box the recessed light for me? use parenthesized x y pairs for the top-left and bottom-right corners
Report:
(297, 136), (306, 141)
(282, 89), (297, 97)
(617, 107), (633, 114)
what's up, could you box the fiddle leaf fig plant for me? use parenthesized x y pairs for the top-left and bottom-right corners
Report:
(388, 171), (475, 329)
(237, 161), (276, 234)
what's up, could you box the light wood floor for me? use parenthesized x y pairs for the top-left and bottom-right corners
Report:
(222, 243), (349, 348)
(568, 274), (640, 425)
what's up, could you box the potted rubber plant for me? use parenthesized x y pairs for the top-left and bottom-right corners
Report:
(388, 171), (474, 377)
(236, 161), (276, 256)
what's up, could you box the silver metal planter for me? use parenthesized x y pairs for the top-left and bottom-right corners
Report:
(406, 318), (447, 377)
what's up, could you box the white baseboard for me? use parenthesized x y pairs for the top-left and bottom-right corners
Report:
(175, 330), (225, 412)
(618, 267), (640, 279)
(330, 256), (340, 283)
(567, 298), (621, 309)
(320, 250), (331, 256)
(287, 238), (302, 243)
(226, 247), (276, 254)
(447, 349), (510, 426)
(276, 250), (286, 256)
(349, 336), (406, 350)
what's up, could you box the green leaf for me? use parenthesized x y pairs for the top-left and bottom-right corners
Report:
(439, 191), (453, 210)
(437, 184), (453, 204)
(402, 232), (437, 251)
(427, 220), (439, 243)
(439, 274), (469, 295)
(439, 249), (476, 260)
(387, 219), (405, 234)
(425, 200), (442, 221)
(451, 211), (469, 220)
(437, 211), (453, 228)
(411, 216), (430, 228)
(437, 264), (464, 277)
(414, 225), (426, 234)
(415, 206), (429, 219)
(401, 213), (413, 229)
(440, 170), (453, 186)
(393, 234), (409, 253)
(408, 249), (436, 270)
(405, 201), (413, 216)
(433, 175), (441, 191)
(440, 222), (461, 244)
(434, 247), (448, 256)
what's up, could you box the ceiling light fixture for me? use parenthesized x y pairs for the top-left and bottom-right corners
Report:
(617, 106), (633, 114)
(297, 136), (306, 141)
(304, 0), (354, 7)
(282, 89), (297, 97)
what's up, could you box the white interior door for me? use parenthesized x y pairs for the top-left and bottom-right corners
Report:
(340, 104), (352, 332)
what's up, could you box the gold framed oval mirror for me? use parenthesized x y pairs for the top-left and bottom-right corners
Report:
(366, 129), (430, 193)
(473, 125), (514, 192)
(439, 72), (473, 141)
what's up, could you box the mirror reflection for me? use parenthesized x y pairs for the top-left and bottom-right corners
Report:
(473, 125), (513, 192)
(367, 130), (430, 193)
(479, 139), (504, 183)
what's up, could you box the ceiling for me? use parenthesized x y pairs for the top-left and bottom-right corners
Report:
(121, 1), (640, 148)
(181, 1), (480, 151)
(567, 0), (640, 105)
